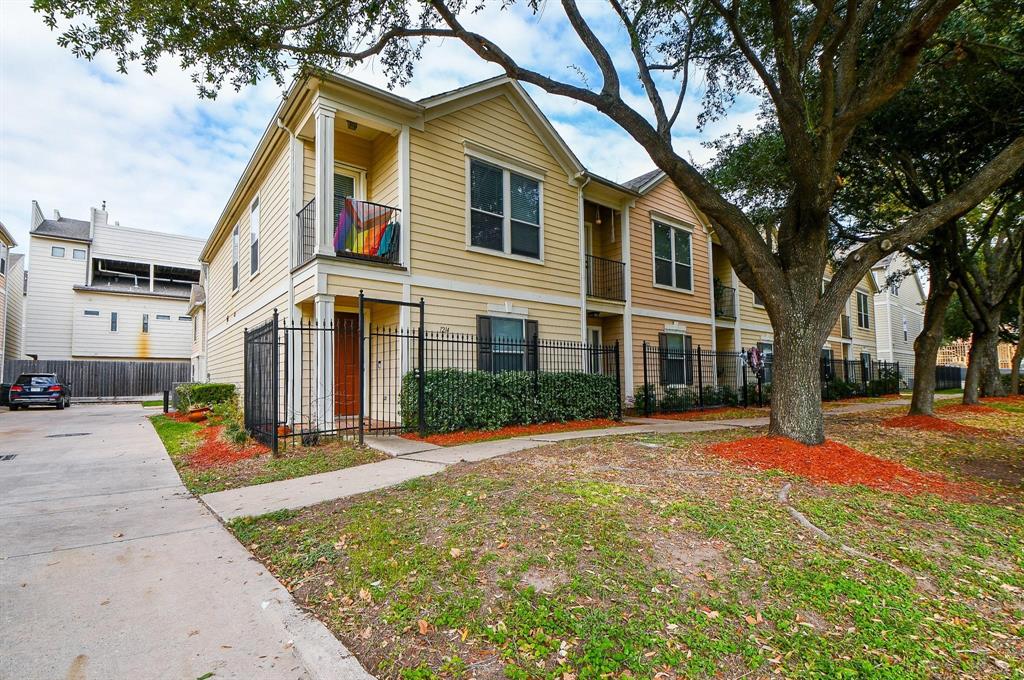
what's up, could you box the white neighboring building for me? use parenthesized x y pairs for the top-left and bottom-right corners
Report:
(24, 201), (204, 361)
(871, 252), (927, 384)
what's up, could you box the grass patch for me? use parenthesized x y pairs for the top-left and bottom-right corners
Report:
(229, 409), (1024, 678)
(141, 399), (164, 407)
(149, 415), (387, 495)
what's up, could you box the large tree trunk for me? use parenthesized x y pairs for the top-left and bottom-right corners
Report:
(909, 274), (955, 416)
(768, 324), (825, 445)
(964, 327), (1000, 404)
(980, 329), (1005, 397)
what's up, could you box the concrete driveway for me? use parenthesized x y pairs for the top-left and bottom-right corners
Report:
(0, 404), (369, 680)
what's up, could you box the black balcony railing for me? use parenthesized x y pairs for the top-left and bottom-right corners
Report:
(714, 285), (737, 318)
(586, 254), (626, 301)
(295, 197), (402, 268)
(297, 198), (316, 267)
(841, 314), (852, 339)
(334, 198), (402, 265)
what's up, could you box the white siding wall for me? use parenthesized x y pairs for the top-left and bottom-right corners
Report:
(92, 224), (203, 269)
(25, 236), (89, 359)
(874, 265), (925, 376)
(4, 255), (26, 359)
(71, 293), (192, 359)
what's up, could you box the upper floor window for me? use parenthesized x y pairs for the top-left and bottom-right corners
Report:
(156, 314), (171, 321)
(51, 246), (65, 258)
(890, 282), (900, 296)
(110, 312), (118, 332)
(83, 310), (99, 316)
(231, 225), (239, 290)
(653, 221), (692, 292)
(0, 244), (6, 274)
(73, 249), (87, 261)
(179, 316), (191, 322)
(250, 196), (260, 275)
(142, 314), (150, 334)
(752, 290), (765, 308)
(857, 291), (871, 329)
(468, 158), (541, 260)
(903, 317), (909, 341)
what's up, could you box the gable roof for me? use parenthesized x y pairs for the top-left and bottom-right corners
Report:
(0, 220), (17, 247)
(32, 216), (91, 242)
(623, 169), (664, 193)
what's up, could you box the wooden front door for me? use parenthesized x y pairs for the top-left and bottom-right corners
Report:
(334, 312), (360, 417)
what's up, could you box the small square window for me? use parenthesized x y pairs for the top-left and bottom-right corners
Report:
(73, 249), (87, 260)
(51, 246), (65, 258)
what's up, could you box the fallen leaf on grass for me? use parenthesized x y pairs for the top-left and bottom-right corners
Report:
(450, 548), (462, 558)
(358, 588), (372, 603)
(417, 619), (430, 635)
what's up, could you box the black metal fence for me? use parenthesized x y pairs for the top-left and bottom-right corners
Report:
(243, 317), (279, 450)
(585, 254), (626, 301)
(2, 358), (189, 398)
(638, 343), (902, 415)
(935, 364), (963, 391)
(241, 301), (622, 451)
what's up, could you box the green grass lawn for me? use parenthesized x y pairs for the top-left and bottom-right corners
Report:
(141, 399), (164, 407)
(229, 407), (1024, 679)
(149, 415), (387, 495)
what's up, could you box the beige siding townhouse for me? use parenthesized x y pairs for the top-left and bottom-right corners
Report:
(24, 202), (204, 361)
(0, 221), (18, 376)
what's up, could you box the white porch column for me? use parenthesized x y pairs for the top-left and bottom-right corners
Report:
(314, 293), (335, 429)
(398, 124), (411, 269)
(621, 201), (635, 396)
(314, 104), (336, 257)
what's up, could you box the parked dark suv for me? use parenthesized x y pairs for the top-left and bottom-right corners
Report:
(8, 373), (72, 410)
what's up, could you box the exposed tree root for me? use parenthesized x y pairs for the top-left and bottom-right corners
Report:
(777, 483), (882, 563)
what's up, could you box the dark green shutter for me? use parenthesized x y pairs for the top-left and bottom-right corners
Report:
(684, 335), (694, 384)
(333, 173), (355, 235)
(477, 316), (492, 372)
(525, 320), (539, 371)
(658, 333), (668, 386)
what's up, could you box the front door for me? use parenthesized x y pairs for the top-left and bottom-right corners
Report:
(334, 312), (360, 417)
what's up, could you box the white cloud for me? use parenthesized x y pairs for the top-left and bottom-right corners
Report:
(0, 0), (760, 270)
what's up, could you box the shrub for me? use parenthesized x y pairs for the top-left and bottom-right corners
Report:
(174, 382), (236, 412)
(401, 369), (620, 434)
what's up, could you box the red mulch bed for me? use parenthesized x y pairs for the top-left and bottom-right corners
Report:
(983, 395), (1024, 404)
(401, 419), (627, 447)
(706, 436), (968, 498)
(188, 425), (269, 468)
(880, 414), (988, 435)
(936, 404), (1001, 415)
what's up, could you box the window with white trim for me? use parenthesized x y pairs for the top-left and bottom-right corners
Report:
(142, 314), (150, 334)
(110, 312), (118, 332)
(903, 317), (909, 341)
(73, 248), (87, 261)
(468, 158), (541, 259)
(857, 291), (871, 328)
(51, 246), (65, 258)
(249, 196), (260, 275)
(653, 221), (693, 291)
(0, 244), (7, 275)
(156, 314), (170, 321)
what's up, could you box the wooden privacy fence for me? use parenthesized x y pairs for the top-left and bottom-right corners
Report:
(2, 359), (190, 398)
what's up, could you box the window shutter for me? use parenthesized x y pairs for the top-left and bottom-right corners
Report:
(525, 320), (539, 371)
(476, 316), (492, 372)
(658, 333), (668, 386)
(333, 173), (356, 233)
(684, 335), (694, 384)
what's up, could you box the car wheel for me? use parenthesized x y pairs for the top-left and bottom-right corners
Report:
(56, 400), (65, 410)
(66, 398), (72, 408)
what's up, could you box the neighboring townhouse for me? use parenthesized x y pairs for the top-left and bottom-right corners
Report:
(24, 201), (204, 361)
(4, 253), (27, 363)
(0, 221), (18, 376)
(871, 252), (926, 384)
(200, 72), (885, 427)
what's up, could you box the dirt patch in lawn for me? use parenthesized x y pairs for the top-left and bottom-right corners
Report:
(401, 418), (627, 446)
(706, 435), (972, 499)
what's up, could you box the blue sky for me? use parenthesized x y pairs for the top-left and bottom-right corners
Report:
(0, 0), (760, 267)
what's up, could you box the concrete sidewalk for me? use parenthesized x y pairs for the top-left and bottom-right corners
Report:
(0, 404), (370, 680)
(198, 395), (935, 522)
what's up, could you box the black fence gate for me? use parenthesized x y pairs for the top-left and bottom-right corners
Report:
(243, 315), (279, 451)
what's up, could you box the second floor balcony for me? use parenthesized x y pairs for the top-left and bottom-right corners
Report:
(297, 197), (402, 268)
(585, 254), (626, 301)
(714, 285), (737, 319)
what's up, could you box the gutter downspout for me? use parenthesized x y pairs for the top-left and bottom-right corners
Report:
(575, 172), (590, 343)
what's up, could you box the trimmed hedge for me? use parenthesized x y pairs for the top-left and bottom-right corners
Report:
(401, 369), (620, 434)
(174, 382), (237, 411)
